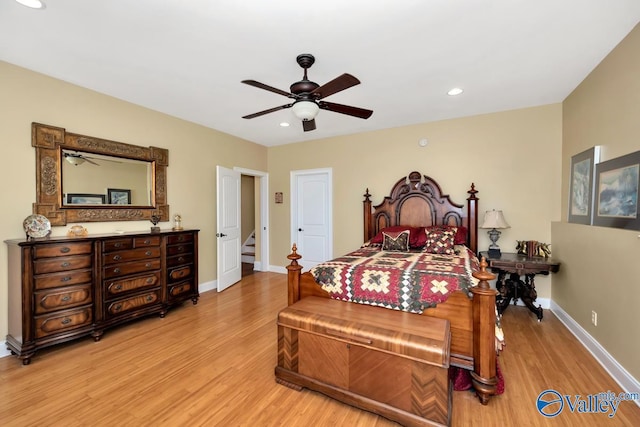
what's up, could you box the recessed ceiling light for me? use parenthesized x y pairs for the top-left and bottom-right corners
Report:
(447, 87), (464, 96)
(279, 122), (290, 127)
(15, 0), (45, 9)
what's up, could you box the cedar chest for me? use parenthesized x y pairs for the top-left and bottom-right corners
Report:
(275, 296), (452, 427)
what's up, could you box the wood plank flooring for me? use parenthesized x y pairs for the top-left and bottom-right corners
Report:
(1, 272), (638, 426)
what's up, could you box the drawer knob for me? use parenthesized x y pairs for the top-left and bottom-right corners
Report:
(178, 236), (184, 241)
(61, 276), (72, 282)
(113, 255), (122, 261)
(178, 246), (184, 252)
(146, 278), (153, 284)
(178, 256), (184, 262)
(113, 304), (122, 312)
(113, 268), (121, 274)
(115, 243), (122, 248)
(61, 295), (71, 302)
(146, 295), (154, 302)
(145, 251), (152, 256)
(144, 239), (151, 244)
(61, 317), (71, 325)
(60, 247), (71, 254)
(114, 284), (123, 291)
(145, 263), (151, 268)
(61, 262), (70, 268)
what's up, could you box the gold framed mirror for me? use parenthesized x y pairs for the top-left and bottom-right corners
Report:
(32, 122), (169, 226)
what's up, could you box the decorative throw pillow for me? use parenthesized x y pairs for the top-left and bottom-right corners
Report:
(382, 230), (410, 252)
(426, 225), (467, 246)
(423, 227), (456, 254)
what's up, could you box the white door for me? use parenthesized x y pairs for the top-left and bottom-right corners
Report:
(217, 166), (242, 292)
(291, 169), (332, 271)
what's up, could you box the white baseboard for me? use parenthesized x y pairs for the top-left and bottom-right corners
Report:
(269, 265), (287, 274)
(0, 346), (10, 358)
(198, 280), (217, 293)
(550, 300), (640, 405)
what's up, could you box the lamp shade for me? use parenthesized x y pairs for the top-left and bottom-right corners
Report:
(291, 101), (319, 121)
(481, 210), (510, 229)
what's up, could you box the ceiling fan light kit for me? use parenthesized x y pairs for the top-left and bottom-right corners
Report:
(291, 101), (319, 121)
(241, 53), (373, 132)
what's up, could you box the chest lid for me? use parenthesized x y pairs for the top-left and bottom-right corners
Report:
(278, 296), (450, 367)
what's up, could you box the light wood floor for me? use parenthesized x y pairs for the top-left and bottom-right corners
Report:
(1, 272), (639, 426)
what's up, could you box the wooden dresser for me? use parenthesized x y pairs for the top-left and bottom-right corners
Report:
(5, 229), (199, 364)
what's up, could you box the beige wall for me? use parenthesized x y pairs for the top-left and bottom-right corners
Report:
(0, 61), (268, 340)
(555, 24), (640, 380)
(268, 104), (563, 288)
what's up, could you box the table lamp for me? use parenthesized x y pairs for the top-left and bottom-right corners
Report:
(481, 210), (510, 256)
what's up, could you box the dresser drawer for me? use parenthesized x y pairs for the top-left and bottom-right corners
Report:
(33, 242), (92, 259)
(34, 307), (93, 339)
(167, 233), (193, 245)
(168, 280), (194, 300)
(167, 253), (194, 268)
(34, 269), (92, 290)
(33, 255), (92, 274)
(169, 265), (193, 282)
(105, 289), (161, 319)
(134, 236), (161, 247)
(103, 259), (161, 279)
(34, 284), (92, 314)
(167, 243), (193, 257)
(104, 272), (161, 299)
(103, 247), (161, 265)
(102, 238), (134, 253)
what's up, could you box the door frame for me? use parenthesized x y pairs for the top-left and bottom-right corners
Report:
(234, 167), (269, 271)
(290, 168), (333, 267)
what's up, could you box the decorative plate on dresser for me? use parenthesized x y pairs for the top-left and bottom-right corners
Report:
(22, 214), (51, 239)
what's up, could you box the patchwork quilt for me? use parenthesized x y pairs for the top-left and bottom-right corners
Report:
(310, 245), (480, 314)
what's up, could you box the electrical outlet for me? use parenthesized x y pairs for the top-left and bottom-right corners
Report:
(591, 310), (598, 326)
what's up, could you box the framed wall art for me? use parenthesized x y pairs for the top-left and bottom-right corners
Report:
(568, 146), (600, 225)
(592, 150), (640, 230)
(108, 188), (132, 205)
(66, 193), (106, 205)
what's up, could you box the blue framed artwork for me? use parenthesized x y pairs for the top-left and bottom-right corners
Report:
(593, 150), (640, 230)
(568, 147), (600, 225)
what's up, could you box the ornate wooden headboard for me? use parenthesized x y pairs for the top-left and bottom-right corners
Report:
(363, 171), (479, 253)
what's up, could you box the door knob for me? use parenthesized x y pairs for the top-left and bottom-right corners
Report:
(298, 228), (303, 232)
(216, 233), (227, 237)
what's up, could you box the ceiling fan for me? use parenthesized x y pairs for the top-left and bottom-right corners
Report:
(241, 54), (373, 132)
(63, 151), (121, 166)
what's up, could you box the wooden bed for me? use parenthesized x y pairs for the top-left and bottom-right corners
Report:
(285, 171), (498, 404)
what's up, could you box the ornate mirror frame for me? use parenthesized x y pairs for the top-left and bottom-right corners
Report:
(32, 122), (169, 226)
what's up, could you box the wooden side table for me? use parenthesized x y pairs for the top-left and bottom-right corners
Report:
(479, 252), (560, 321)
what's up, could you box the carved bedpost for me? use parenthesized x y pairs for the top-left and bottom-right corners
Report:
(467, 183), (479, 254)
(470, 257), (498, 405)
(363, 188), (373, 243)
(286, 244), (303, 306)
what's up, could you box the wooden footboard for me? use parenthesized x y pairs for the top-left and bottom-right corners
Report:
(286, 246), (498, 405)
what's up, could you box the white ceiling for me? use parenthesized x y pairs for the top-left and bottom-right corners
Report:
(1, 1), (639, 147)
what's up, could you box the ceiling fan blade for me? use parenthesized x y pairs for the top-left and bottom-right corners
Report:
(319, 101), (373, 119)
(310, 73), (360, 99)
(242, 103), (294, 119)
(302, 119), (316, 132)
(241, 80), (293, 98)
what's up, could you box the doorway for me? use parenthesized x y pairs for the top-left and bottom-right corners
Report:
(290, 168), (333, 271)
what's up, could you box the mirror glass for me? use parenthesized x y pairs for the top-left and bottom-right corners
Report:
(61, 149), (152, 206)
